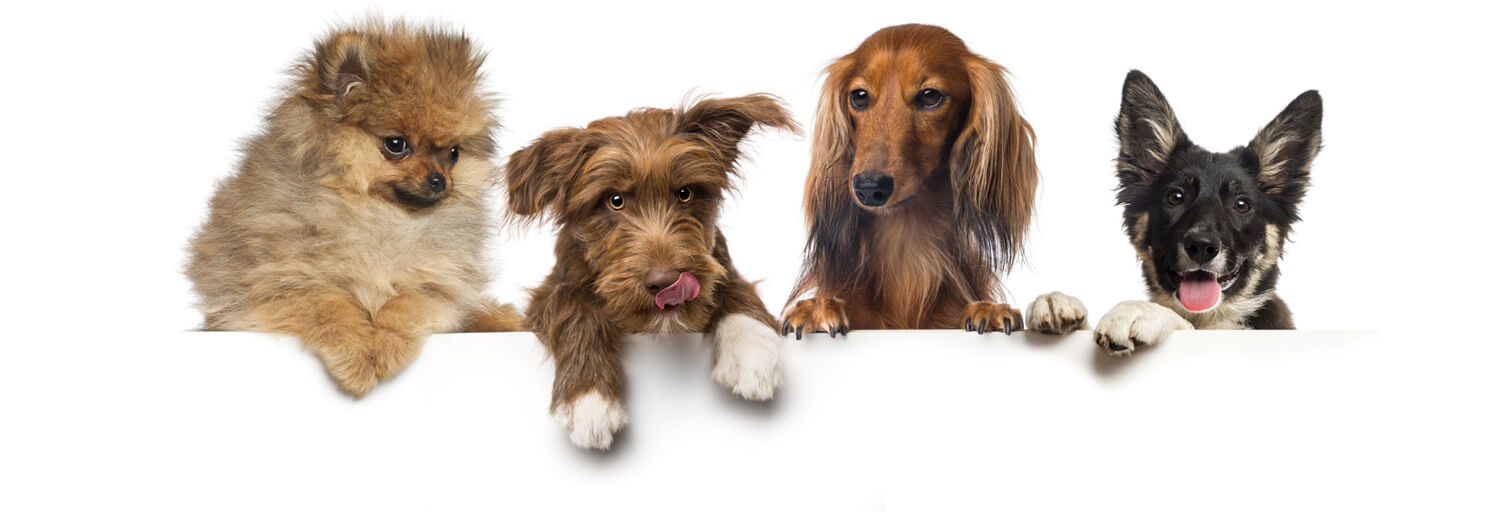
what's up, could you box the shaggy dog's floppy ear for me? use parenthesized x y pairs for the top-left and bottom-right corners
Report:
(312, 31), (369, 106)
(950, 56), (1038, 271)
(1115, 70), (1188, 184)
(677, 94), (800, 167)
(1246, 90), (1322, 202)
(504, 128), (590, 221)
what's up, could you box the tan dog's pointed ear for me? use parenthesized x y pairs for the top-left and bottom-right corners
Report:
(950, 56), (1038, 271)
(313, 32), (368, 106)
(677, 94), (800, 166)
(504, 128), (590, 221)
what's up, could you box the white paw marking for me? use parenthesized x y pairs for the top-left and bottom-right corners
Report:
(1092, 300), (1193, 356)
(1026, 291), (1088, 334)
(710, 314), (784, 401)
(552, 390), (627, 450)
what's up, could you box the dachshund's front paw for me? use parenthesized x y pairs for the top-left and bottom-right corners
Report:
(553, 390), (628, 451)
(712, 314), (784, 400)
(1092, 300), (1193, 356)
(960, 301), (1024, 334)
(780, 297), (849, 340)
(1025, 291), (1089, 334)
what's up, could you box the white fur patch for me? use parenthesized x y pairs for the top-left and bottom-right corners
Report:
(710, 314), (784, 401)
(1093, 300), (1193, 356)
(552, 390), (628, 451)
(1025, 291), (1089, 334)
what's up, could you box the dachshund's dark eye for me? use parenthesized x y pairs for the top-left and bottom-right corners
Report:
(678, 187), (693, 203)
(383, 136), (410, 157)
(849, 89), (870, 111)
(1167, 189), (1185, 206)
(917, 89), (945, 109)
(448, 145), (460, 163)
(608, 193), (625, 210)
(1233, 197), (1251, 213)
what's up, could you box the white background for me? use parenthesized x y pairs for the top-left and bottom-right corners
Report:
(1, 0), (1505, 510)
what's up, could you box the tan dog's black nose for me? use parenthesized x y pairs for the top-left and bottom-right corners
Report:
(644, 268), (680, 292)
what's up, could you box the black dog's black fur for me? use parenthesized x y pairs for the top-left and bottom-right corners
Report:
(1113, 70), (1321, 329)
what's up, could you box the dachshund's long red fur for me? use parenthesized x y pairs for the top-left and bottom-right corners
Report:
(782, 24), (1038, 334)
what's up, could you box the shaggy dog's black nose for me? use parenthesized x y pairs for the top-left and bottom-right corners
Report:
(1183, 233), (1220, 263)
(644, 268), (680, 292)
(852, 172), (894, 207)
(426, 172), (447, 192)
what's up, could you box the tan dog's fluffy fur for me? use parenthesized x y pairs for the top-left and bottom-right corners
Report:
(187, 21), (521, 397)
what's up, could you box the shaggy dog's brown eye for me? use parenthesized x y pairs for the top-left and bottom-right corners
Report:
(849, 89), (870, 111)
(608, 193), (625, 210)
(383, 136), (410, 156)
(678, 187), (693, 203)
(448, 145), (460, 163)
(917, 88), (945, 109)
(1233, 197), (1251, 213)
(1167, 190), (1185, 206)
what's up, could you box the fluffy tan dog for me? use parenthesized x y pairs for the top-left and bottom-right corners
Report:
(187, 20), (521, 397)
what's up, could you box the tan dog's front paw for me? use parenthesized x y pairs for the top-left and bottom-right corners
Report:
(1092, 300), (1193, 356)
(960, 301), (1024, 334)
(780, 298), (849, 340)
(553, 390), (628, 451)
(711, 314), (784, 400)
(311, 341), (381, 398)
(370, 329), (422, 381)
(1026, 291), (1089, 334)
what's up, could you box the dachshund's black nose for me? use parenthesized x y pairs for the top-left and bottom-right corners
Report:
(1183, 233), (1221, 263)
(852, 172), (894, 207)
(425, 172), (447, 193)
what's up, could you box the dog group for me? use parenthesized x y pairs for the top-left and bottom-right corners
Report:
(186, 20), (1322, 450)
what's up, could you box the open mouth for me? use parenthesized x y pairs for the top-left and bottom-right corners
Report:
(1175, 269), (1237, 313)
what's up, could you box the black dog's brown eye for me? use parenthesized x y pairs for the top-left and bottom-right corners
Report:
(849, 89), (870, 111)
(1234, 197), (1251, 213)
(448, 145), (460, 163)
(383, 136), (409, 156)
(677, 187), (693, 203)
(1167, 190), (1185, 206)
(917, 88), (945, 109)
(608, 193), (625, 210)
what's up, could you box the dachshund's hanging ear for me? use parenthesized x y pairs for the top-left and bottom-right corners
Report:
(949, 56), (1038, 271)
(795, 55), (867, 296)
(1247, 90), (1322, 203)
(1115, 70), (1188, 185)
(678, 93), (800, 166)
(503, 127), (590, 222)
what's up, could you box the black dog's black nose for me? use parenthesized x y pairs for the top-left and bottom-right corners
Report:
(1183, 234), (1221, 263)
(425, 172), (447, 193)
(852, 172), (895, 207)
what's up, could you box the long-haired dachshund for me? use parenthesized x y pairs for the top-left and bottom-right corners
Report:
(782, 24), (1086, 336)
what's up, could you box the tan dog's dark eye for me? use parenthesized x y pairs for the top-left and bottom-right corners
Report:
(608, 193), (625, 210)
(1167, 190), (1185, 206)
(678, 187), (693, 203)
(448, 145), (460, 163)
(917, 89), (945, 109)
(849, 89), (870, 111)
(1233, 197), (1251, 213)
(383, 136), (410, 157)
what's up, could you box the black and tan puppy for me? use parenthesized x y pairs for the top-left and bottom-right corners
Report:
(505, 95), (797, 450)
(1092, 70), (1322, 355)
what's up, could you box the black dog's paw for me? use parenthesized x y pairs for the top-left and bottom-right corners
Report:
(780, 297), (849, 340)
(1025, 291), (1089, 334)
(1092, 300), (1192, 356)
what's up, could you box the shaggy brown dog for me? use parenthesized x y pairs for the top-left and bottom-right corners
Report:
(187, 21), (521, 398)
(505, 95), (795, 450)
(782, 24), (1086, 336)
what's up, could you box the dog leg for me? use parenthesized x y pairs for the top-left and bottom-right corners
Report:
(1092, 300), (1194, 356)
(780, 297), (850, 340)
(532, 285), (628, 450)
(370, 289), (468, 381)
(960, 301), (1025, 335)
(706, 279), (783, 401)
(239, 287), (386, 397)
(461, 299), (525, 332)
(1025, 291), (1090, 334)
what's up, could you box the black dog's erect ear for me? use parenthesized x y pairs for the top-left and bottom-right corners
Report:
(1116, 70), (1188, 183)
(1247, 90), (1323, 198)
(677, 94), (800, 167)
(314, 32), (369, 106)
(503, 128), (590, 221)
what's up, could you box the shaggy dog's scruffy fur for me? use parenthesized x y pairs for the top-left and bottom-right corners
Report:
(505, 95), (796, 450)
(1091, 70), (1322, 355)
(186, 21), (522, 397)
(781, 24), (1087, 336)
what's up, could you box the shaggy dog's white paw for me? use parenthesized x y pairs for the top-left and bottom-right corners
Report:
(711, 314), (784, 401)
(1092, 300), (1193, 356)
(552, 390), (627, 450)
(1026, 291), (1089, 334)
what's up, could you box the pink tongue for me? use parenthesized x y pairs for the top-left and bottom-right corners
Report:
(1179, 272), (1221, 312)
(654, 272), (701, 310)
